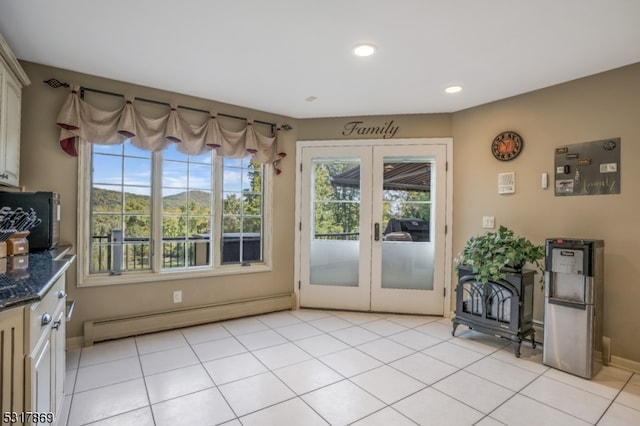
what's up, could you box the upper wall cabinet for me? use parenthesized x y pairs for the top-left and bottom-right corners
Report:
(0, 33), (31, 187)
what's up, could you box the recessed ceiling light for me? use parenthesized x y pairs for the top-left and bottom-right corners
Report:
(445, 85), (463, 94)
(352, 43), (376, 57)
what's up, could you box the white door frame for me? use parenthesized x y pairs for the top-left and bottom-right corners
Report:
(293, 138), (454, 316)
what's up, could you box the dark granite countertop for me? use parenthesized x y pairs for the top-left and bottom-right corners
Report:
(0, 245), (75, 311)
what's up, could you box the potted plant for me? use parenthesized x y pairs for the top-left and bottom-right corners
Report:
(454, 225), (545, 284)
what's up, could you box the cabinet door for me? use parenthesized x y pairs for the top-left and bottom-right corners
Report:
(0, 309), (25, 419)
(0, 61), (22, 187)
(25, 337), (53, 418)
(24, 278), (67, 425)
(25, 302), (66, 426)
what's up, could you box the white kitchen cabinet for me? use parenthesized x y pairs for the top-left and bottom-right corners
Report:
(0, 276), (67, 426)
(0, 33), (31, 187)
(24, 275), (67, 426)
(0, 250), (74, 426)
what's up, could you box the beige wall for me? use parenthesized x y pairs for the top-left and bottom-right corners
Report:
(15, 60), (640, 363)
(17, 61), (299, 340)
(450, 63), (640, 363)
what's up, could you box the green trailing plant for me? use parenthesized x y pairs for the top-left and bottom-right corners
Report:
(455, 225), (545, 284)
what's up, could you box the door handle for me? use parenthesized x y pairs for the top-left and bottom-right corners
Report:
(374, 223), (380, 241)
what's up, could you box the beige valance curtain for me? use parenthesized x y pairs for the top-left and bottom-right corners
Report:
(56, 86), (286, 173)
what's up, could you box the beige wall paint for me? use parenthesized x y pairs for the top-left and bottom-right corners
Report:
(451, 63), (640, 362)
(14, 60), (640, 363)
(17, 61), (299, 340)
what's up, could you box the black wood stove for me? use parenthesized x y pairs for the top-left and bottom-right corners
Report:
(452, 266), (536, 357)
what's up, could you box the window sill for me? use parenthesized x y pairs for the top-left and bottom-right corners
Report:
(77, 263), (272, 287)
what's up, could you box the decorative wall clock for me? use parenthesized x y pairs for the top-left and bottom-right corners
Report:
(491, 131), (523, 161)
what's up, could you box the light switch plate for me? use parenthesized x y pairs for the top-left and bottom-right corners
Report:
(482, 216), (495, 229)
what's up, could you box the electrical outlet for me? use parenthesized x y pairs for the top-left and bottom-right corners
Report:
(482, 216), (495, 229)
(173, 290), (182, 303)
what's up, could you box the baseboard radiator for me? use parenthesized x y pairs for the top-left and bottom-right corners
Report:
(83, 293), (295, 346)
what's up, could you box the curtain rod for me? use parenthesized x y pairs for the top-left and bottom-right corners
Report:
(43, 78), (293, 131)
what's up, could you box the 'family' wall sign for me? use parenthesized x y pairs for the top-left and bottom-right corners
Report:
(342, 120), (400, 139)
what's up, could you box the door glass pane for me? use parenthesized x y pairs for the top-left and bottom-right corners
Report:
(381, 157), (434, 290)
(310, 158), (361, 286)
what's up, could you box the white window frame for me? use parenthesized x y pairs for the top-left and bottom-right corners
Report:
(76, 138), (273, 287)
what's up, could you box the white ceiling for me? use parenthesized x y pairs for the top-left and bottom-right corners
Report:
(1, 0), (639, 119)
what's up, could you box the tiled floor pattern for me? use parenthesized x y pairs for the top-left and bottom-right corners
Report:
(62, 309), (640, 425)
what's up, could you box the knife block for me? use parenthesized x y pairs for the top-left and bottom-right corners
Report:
(7, 231), (29, 256)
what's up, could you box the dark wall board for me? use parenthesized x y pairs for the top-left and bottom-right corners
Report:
(554, 138), (620, 197)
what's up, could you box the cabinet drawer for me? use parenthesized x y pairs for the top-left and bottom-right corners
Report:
(26, 275), (66, 349)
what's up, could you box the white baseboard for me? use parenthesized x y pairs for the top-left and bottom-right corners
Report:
(610, 355), (640, 374)
(66, 336), (84, 350)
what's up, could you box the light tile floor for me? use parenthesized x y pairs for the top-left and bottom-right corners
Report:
(61, 309), (640, 425)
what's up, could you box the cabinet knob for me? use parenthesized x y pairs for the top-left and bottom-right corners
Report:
(58, 290), (67, 299)
(41, 313), (52, 326)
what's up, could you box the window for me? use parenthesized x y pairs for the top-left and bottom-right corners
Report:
(221, 156), (264, 264)
(161, 144), (213, 269)
(90, 141), (152, 274)
(79, 138), (271, 286)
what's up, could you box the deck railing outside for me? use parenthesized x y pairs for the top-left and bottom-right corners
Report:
(92, 232), (359, 273)
(91, 233), (261, 273)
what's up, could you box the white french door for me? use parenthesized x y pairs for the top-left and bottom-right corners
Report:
(296, 139), (450, 315)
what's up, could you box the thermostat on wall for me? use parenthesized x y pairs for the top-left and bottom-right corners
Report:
(498, 172), (515, 194)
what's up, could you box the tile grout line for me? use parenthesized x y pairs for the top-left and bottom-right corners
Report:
(593, 372), (635, 425)
(134, 333), (157, 426)
(181, 323), (246, 423)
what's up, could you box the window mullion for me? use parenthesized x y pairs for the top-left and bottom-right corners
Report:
(262, 163), (272, 266)
(213, 154), (223, 268)
(77, 139), (92, 282)
(151, 150), (164, 272)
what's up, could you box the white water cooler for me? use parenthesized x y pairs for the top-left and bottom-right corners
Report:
(543, 238), (604, 379)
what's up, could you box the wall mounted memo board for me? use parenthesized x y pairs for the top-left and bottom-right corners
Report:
(554, 138), (621, 196)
